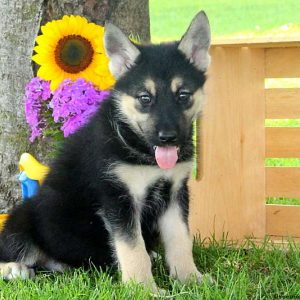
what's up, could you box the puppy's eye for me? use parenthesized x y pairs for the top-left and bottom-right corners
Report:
(138, 93), (152, 105)
(178, 90), (191, 103)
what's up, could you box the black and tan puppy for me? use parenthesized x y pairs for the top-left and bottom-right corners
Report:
(0, 11), (211, 291)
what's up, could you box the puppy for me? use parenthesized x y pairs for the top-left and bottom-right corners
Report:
(0, 11), (211, 291)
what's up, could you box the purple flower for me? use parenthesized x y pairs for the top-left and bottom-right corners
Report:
(24, 77), (51, 142)
(50, 78), (110, 137)
(24, 77), (109, 141)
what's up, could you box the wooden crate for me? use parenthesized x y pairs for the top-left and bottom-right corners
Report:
(189, 37), (300, 241)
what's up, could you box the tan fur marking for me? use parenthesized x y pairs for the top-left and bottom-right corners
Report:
(185, 88), (205, 121)
(114, 234), (157, 290)
(112, 161), (192, 205)
(171, 77), (183, 93)
(119, 93), (149, 133)
(144, 78), (156, 96)
(158, 203), (203, 282)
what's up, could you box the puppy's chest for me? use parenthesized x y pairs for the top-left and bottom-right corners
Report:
(112, 161), (192, 204)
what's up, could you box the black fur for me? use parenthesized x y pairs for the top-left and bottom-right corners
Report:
(0, 42), (206, 270)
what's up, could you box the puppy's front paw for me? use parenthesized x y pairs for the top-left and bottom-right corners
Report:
(143, 279), (160, 295)
(173, 268), (215, 286)
(0, 262), (35, 280)
(149, 287), (167, 298)
(170, 264), (215, 285)
(202, 273), (216, 285)
(189, 270), (204, 283)
(190, 271), (215, 284)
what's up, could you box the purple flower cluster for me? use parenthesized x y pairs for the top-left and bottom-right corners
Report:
(50, 78), (110, 137)
(24, 77), (110, 141)
(24, 77), (51, 142)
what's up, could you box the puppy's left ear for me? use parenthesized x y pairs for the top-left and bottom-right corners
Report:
(178, 11), (211, 71)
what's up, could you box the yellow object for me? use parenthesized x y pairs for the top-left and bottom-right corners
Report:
(32, 15), (115, 91)
(19, 153), (49, 184)
(0, 154), (49, 232)
(0, 214), (8, 231)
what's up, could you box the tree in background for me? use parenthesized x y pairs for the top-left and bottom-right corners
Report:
(0, 0), (150, 212)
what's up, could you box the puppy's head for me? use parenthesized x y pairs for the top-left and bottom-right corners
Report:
(104, 11), (211, 169)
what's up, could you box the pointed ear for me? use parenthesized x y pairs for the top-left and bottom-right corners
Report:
(104, 23), (141, 78)
(178, 11), (211, 71)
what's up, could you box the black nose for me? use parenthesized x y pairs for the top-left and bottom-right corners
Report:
(158, 130), (177, 143)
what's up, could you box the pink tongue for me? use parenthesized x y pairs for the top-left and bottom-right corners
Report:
(155, 146), (178, 169)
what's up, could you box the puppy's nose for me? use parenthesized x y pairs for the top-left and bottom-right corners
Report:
(158, 130), (177, 143)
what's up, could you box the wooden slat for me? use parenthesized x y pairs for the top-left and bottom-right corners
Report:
(265, 48), (300, 78)
(266, 127), (300, 157)
(266, 88), (300, 119)
(266, 204), (300, 237)
(253, 236), (300, 247)
(212, 36), (300, 48)
(266, 167), (300, 198)
(189, 47), (265, 240)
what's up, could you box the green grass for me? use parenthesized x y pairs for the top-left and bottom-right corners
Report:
(265, 158), (300, 167)
(265, 119), (300, 127)
(267, 197), (300, 205)
(150, 0), (300, 42)
(1, 238), (299, 299)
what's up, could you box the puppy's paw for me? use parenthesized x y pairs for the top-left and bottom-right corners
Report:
(143, 280), (161, 295)
(170, 265), (215, 285)
(179, 269), (204, 283)
(190, 270), (204, 283)
(170, 265), (199, 282)
(0, 262), (35, 280)
(180, 271), (215, 286)
(202, 273), (215, 285)
(149, 286), (167, 298)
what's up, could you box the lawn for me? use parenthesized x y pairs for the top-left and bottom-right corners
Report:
(150, 0), (300, 42)
(1, 238), (299, 299)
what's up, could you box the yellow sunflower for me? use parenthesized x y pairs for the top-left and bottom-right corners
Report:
(32, 15), (115, 91)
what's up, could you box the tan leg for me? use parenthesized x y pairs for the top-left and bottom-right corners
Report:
(159, 203), (203, 282)
(114, 231), (157, 291)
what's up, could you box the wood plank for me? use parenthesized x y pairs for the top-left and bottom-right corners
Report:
(251, 236), (300, 247)
(266, 167), (300, 198)
(189, 47), (266, 240)
(266, 204), (300, 237)
(265, 48), (300, 78)
(266, 88), (300, 119)
(212, 36), (300, 48)
(199, 236), (300, 248)
(266, 127), (300, 157)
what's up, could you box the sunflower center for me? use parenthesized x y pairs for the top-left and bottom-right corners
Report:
(55, 35), (94, 73)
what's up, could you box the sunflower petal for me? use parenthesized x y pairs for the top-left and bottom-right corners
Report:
(32, 54), (49, 65)
(33, 45), (54, 56)
(69, 15), (80, 35)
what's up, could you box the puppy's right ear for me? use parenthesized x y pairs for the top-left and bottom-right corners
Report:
(104, 23), (140, 79)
